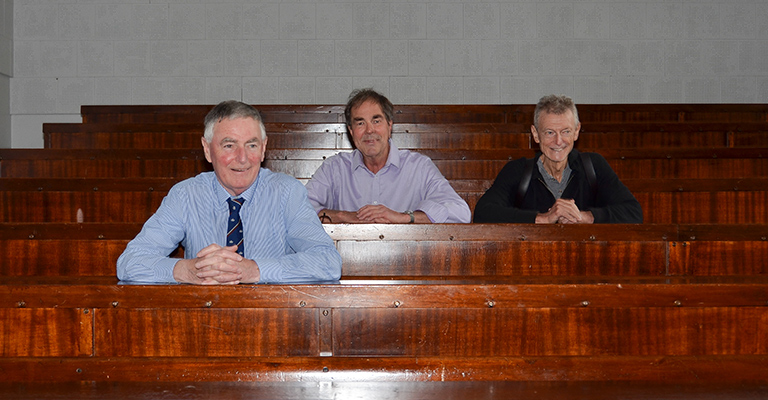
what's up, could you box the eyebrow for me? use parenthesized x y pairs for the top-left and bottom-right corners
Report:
(219, 137), (260, 144)
(353, 114), (384, 122)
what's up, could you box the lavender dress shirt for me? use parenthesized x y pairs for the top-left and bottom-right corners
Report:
(304, 142), (471, 223)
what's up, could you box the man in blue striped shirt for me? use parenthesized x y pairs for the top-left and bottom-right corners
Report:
(117, 101), (342, 284)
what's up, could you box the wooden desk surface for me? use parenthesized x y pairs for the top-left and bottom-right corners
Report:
(1, 381), (767, 400)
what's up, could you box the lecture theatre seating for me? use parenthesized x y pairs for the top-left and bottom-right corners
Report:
(1, 104), (767, 398)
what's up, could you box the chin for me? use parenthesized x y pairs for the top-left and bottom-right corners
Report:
(545, 150), (570, 160)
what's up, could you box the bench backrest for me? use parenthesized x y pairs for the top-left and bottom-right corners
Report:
(2, 223), (767, 277)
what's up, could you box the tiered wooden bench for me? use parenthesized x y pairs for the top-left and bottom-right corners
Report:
(2, 223), (767, 278)
(3, 177), (768, 224)
(1, 104), (768, 398)
(3, 147), (768, 180)
(2, 224), (768, 388)
(79, 104), (768, 124)
(43, 121), (768, 149)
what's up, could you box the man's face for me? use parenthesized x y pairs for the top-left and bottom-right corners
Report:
(531, 109), (580, 166)
(202, 117), (267, 196)
(348, 99), (392, 163)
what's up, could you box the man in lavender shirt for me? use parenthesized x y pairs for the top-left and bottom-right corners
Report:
(304, 89), (471, 224)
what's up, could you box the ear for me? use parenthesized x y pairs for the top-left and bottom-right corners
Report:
(201, 136), (212, 163)
(260, 137), (268, 160)
(573, 123), (581, 141)
(530, 125), (541, 144)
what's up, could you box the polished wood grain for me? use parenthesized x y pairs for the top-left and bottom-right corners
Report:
(0, 240), (128, 276)
(670, 241), (768, 275)
(5, 103), (768, 391)
(0, 308), (92, 357)
(2, 380), (767, 400)
(332, 307), (767, 356)
(0, 158), (211, 178)
(2, 176), (765, 191)
(21, 139), (768, 163)
(5, 156), (768, 180)
(1, 278), (767, 360)
(633, 191), (768, 224)
(2, 358), (768, 387)
(3, 177), (768, 223)
(3, 275), (768, 309)
(96, 308), (322, 357)
(608, 158), (768, 179)
(43, 121), (768, 150)
(0, 222), (142, 240)
(79, 104), (768, 124)
(1, 276), (767, 384)
(81, 104), (347, 124)
(79, 104), (515, 124)
(336, 240), (667, 276)
(2, 223), (767, 276)
(0, 191), (165, 222)
(45, 122), (349, 149)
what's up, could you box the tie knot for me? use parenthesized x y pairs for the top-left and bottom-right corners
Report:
(228, 197), (244, 211)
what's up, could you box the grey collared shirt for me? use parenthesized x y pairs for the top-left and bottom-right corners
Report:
(537, 158), (571, 199)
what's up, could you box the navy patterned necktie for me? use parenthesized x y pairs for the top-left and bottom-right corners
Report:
(226, 198), (245, 256)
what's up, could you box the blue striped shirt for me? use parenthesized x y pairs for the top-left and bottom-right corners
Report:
(117, 169), (342, 283)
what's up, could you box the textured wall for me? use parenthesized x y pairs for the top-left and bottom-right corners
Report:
(1, 0), (11, 147)
(8, 0), (768, 147)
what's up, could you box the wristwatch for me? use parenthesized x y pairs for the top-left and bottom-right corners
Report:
(404, 210), (415, 224)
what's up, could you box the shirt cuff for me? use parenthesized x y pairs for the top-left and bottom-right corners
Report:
(254, 258), (280, 283)
(156, 258), (181, 282)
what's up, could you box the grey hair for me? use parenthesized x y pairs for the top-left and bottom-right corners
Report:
(344, 88), (395, 125)
(533, 94), (580, 129)
(203, 100), (267, 142)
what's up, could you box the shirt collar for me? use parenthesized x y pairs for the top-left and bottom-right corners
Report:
(352, 139), (401, 173)
(211, 170), (262, 206)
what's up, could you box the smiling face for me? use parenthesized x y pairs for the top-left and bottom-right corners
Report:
(348, 99), (393, 169)
(531, 109), (580, 170)
(201, 116), (268, 196)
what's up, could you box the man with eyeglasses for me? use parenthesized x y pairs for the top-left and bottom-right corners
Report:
(473, 94), (643, 224)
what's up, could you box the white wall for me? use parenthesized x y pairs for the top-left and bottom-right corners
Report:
(9, 0), (768, 148)
(0, 0), (12, 148)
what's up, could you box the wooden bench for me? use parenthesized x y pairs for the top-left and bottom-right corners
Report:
(3, 148), (768, 179)
(79, 104), (768, 124)
(0, 148), (211, 178)
(3, 103), (768, 394)
(1, 274), (767, 384)
(79, 104), (516, 124)
(2, 223), (767, 277)
(2, 381), (767, 400)
(3, 178), (768, 224)
(0, 178), (173, 223)
(42, 121), (768, 150)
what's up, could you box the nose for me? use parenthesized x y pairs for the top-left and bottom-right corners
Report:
(234, 146), (247, 163)
(553, 132), (564, 145)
